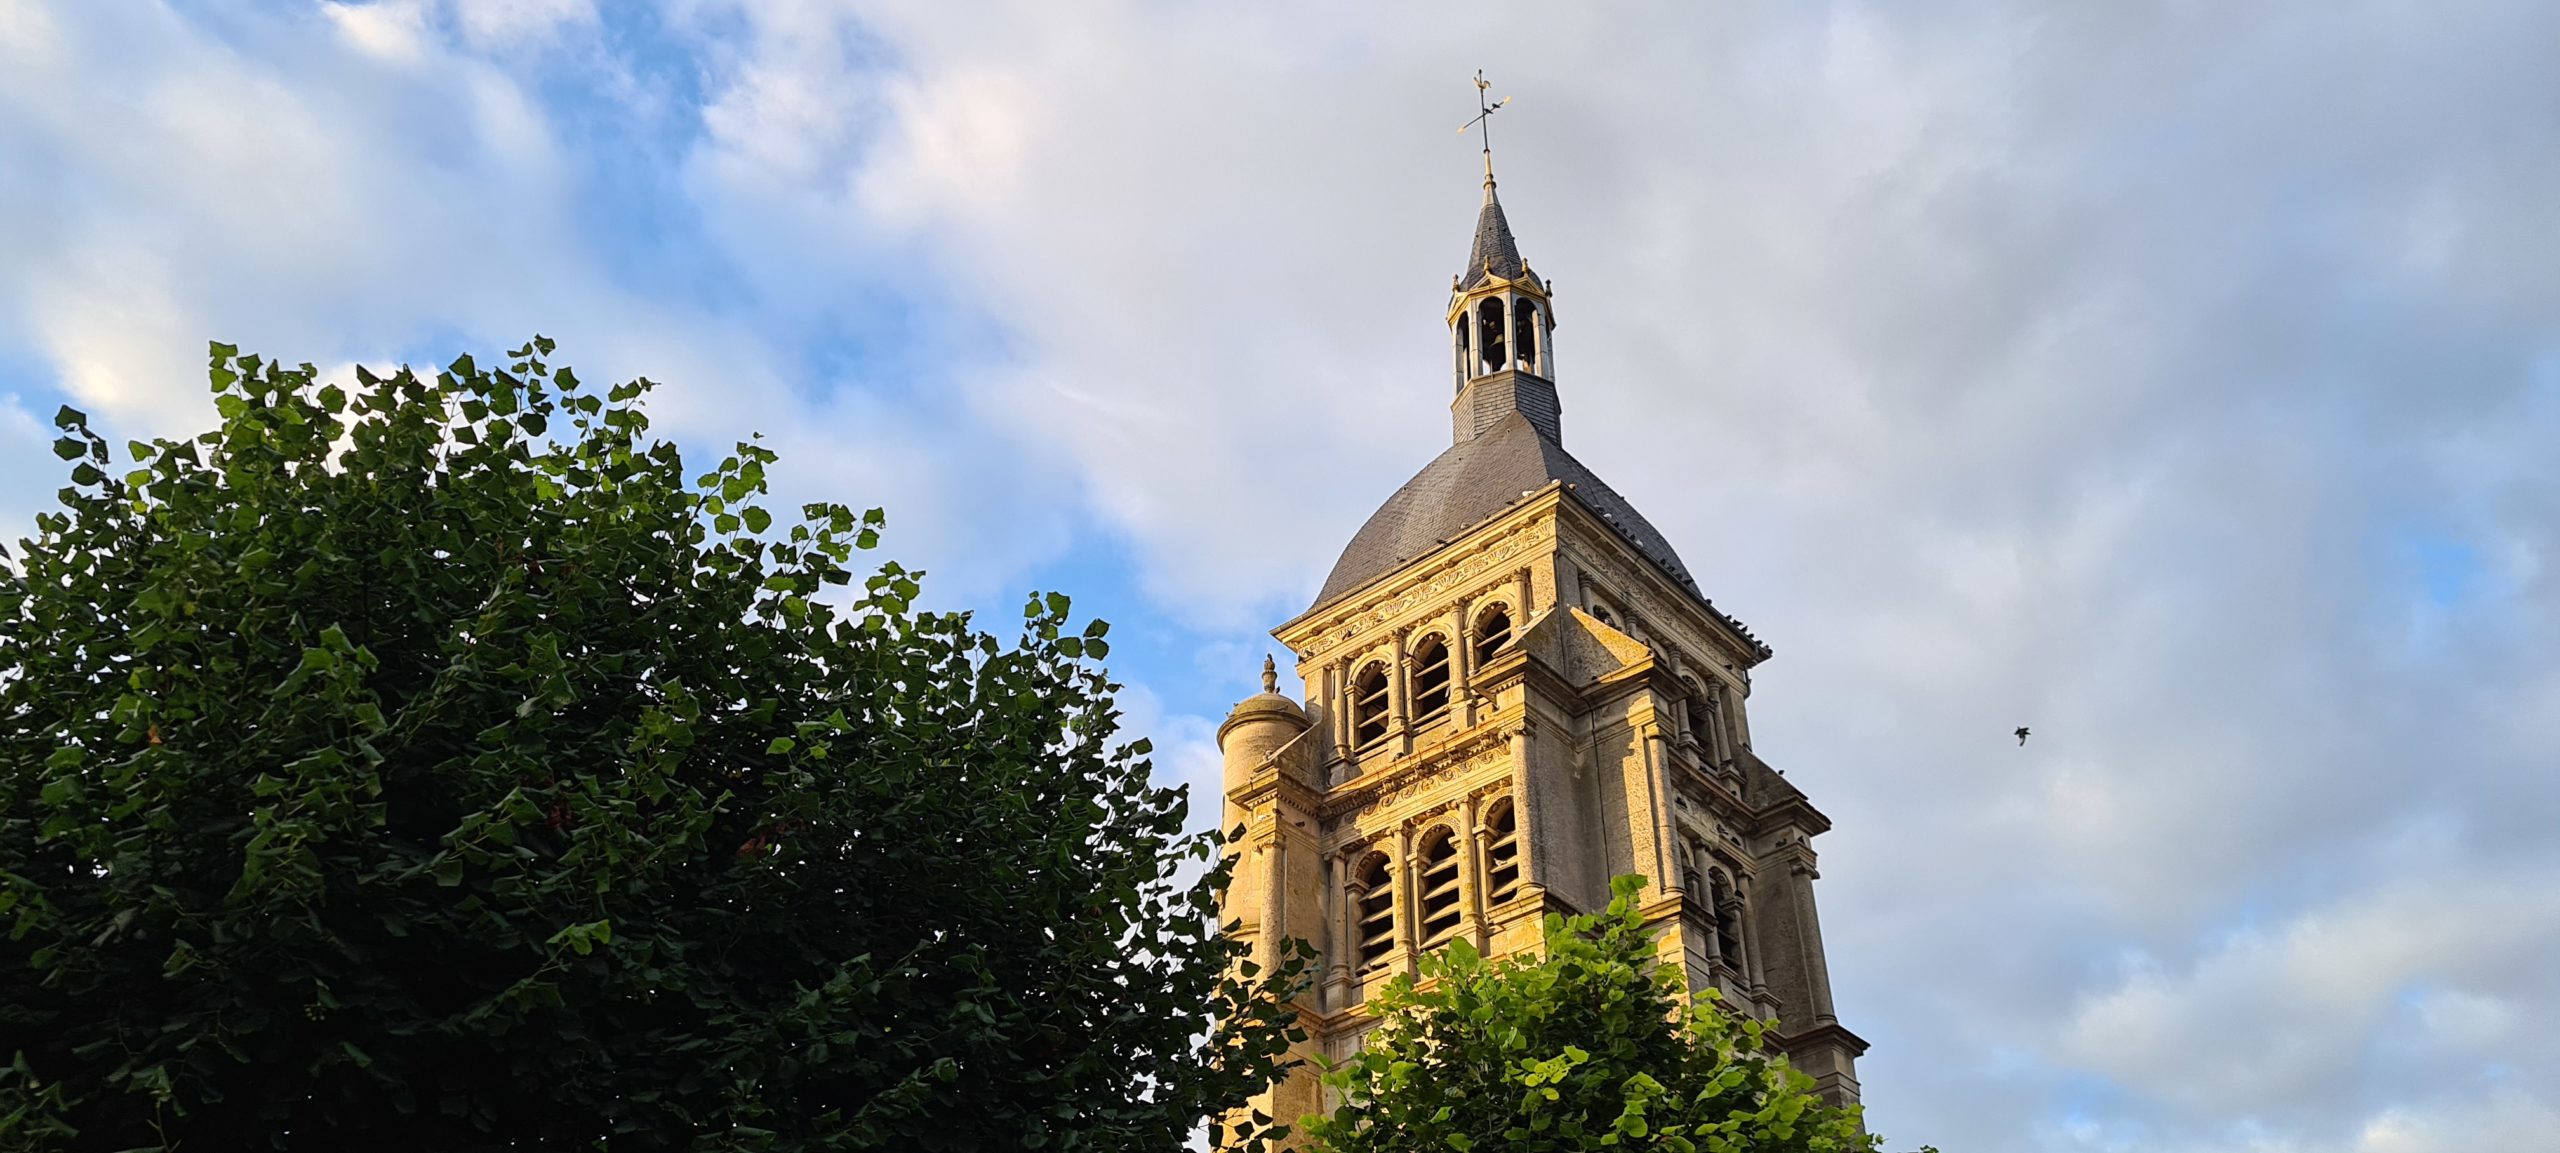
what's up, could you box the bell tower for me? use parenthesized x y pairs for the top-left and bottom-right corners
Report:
(1448, 165), (1560, 444)
(1216, 131), (1867, 1144)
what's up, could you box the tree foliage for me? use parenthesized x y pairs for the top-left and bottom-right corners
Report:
(0, 340), (1304, 1151)
(1306, 876), (1879, 1153)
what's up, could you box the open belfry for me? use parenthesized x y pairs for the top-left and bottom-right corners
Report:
(1215, 127), (1867, 1140)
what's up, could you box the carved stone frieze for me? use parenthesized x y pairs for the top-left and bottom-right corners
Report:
(1319, 729), (1514, 821)
(1294, 515), (1547, 652)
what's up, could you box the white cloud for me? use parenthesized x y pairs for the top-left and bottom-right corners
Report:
(795, 5), (2560, 1149)
(452, 0), (597, 48)
(2352, 1091), (2560, 1153)
(323, 0), (435, 64)
(2061, 875), (2560, 1112)
(3, 3), (2558, 1152)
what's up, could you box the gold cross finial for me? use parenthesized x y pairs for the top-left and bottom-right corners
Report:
(1456, 69), (1511, 184)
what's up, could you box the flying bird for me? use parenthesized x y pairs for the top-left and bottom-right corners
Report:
(2015, 726), (2031, 746)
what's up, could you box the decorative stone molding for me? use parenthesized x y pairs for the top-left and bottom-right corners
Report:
(1319, 729), (1515, 820)
(1285, 513), (1550, 654)
(1559, 514), (1769, 664)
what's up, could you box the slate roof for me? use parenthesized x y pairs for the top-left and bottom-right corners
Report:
(1311, 411), (1702, 609)
(1458, 182), (1537, 291)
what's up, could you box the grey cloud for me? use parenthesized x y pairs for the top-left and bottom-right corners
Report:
(0, 0), (1075, 598)
(820, 2), (2560, 1149)
(4, 2), (2556, 1150)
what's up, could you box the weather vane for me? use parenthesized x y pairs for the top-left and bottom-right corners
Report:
(1457, 69), (1511, 179)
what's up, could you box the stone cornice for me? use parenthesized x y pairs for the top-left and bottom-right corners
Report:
(1553, 498), (1770, 667)
(1227, 766), (1324, 817)
(1276, 490), (1558, 653)
(1318, 723), (1516, 823)
(1771, 1021), (1871, 1058)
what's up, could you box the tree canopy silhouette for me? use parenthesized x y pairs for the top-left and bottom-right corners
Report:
(0, 340), (1304, 1151)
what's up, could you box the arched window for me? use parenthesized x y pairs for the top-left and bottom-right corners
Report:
(1417, 828), (1462, 945)
(1682, 677), (1715, 753)
(1483, 798), (1521, 904)
(1681, 838), (1707, 900)
(1514, 300), (1541, 373)
(1411, 635), (1451, 722)
(1473, 605), (1512, 666)
(1475, 297), (1508, 375)
(1355, 852), (1396, 970)
(1352, 662), (1390, 747)
(1709, 869), (1745, 971)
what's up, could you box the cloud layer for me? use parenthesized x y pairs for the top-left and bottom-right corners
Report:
(4, 3), (2557, 1150)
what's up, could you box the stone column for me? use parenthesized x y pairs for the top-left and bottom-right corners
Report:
(1728, 679), (1753, 755)
(1459, 792), (1487, 948)
(1394, 823), (1420, 973)
(1710, 686), (1730, 763)
(1453, 595), (1477, 727)
(1743, 885), (1773, 1004)
(1332, 657), (1355, 767)
(1700, 891), (1728, 983)
(1513, 566), (1533, 622)
(1789, 856), (1839, 1025)
(1509, 723), (1540, 900)
(1331, 855), (1360, 1007)
(1389, 627), (1413, 755)
(1641, 723), (1678, 895)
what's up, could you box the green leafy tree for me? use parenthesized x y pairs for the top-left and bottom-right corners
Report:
(1306, 875), (1880, 1153)
(0, 340), (1305, 1151)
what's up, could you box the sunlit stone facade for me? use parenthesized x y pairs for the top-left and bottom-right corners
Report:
(1216, 170), (1866, 1142)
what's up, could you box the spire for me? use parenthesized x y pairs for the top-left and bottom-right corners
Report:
(1447, 71), (1557, 445)
(1460, 181), (1527, 291)
(1457, 70), (1528, 291)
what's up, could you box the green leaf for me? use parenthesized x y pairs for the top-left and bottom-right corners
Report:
(0, 336), (1312, 1152)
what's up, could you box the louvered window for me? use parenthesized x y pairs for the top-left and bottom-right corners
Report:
(1686, 687), (1717, 755)
(1710, 869), (1745, 971)
(1474, 606), (1512, 666)
(1484, 799), (1521, 904)
(1352, 663), (1390, 747)
(1411, 636), (1451, 722)
(1417, 829), (1462, 944)
(1356, 854), (1396, 969)
(1474, 604), (1505, 666)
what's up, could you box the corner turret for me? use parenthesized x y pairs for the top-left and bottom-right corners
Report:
(1215, 655), (1326, 1144)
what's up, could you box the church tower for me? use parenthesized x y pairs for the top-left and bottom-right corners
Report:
(1216, 157), (1867, 1139)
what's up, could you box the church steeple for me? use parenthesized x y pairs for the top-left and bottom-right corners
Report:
(1447, 74), (1559, 446)
(1461, 171), (1529, 291)
(1212, 81), (1868, 1144)
(1448, 168), (1559, 445)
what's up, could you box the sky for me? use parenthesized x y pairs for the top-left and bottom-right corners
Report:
(4, 1), (2559, 1149)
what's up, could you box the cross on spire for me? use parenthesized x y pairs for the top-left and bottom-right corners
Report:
(1457, 69), (1510, 184)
